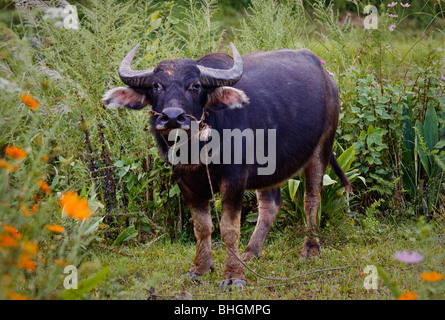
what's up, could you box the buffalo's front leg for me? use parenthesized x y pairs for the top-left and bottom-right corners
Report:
(178, 182), (214, 277)
(219, 181), (246, 287)
(242, 187), (281, 261)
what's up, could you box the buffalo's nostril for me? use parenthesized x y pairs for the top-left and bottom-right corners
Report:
(156, 107), (190, 131)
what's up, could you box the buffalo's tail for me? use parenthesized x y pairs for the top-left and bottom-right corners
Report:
(330, 153), (352, 193)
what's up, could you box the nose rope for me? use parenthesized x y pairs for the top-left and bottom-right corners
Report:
(147, 108), (211, 149)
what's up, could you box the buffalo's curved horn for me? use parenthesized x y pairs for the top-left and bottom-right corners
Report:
(198, 42), (243, 87)
(119, 44), (154, 88)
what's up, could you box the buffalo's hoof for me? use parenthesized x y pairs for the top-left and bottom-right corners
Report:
(219, 279), (246, 290)
(241, 251), (261, 262)
(219, 279), (231, 289)
(300, 238), (320, 259)
(232, 279), (246, 289)
(185, 272), (202, 284)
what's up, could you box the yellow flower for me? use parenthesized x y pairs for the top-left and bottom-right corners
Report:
(20, 92), (39, 110)
(37, 179), (51, 194)
(60, 191), (90, 221)
(420, 271), (444, 282)
(22, 240), (39, 256)
(397, 291), (418, 300)
(46, 224), (64, 233)
(5, 146), (27, 160)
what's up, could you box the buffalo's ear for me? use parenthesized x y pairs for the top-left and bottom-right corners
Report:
(102, 87), (151, 110)
(205, 86), (250, 111)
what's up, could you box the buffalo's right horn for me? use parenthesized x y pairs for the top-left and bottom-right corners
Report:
(198, 42), (244, 87)
(119, 44), (154, 88)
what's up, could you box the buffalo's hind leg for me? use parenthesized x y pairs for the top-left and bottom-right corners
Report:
(178, 182), (214, 279)
(242, 187), (281, 262)
(300, 145), (330, 259)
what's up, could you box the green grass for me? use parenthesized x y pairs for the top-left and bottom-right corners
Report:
(91, 219), (444, 300)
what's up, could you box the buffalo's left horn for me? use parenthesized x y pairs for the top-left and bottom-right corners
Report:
(119, 44), (154, 88)
(198, 42), (243, 87)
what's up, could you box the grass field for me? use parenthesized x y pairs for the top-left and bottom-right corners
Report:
(90, 218), (445, 300)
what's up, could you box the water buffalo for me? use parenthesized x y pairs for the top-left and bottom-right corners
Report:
(102, 43), (351, 288)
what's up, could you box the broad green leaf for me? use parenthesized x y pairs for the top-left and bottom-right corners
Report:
(423, 105), (438, 153)
(415, 121), (431, 177)
(377, 266), (401, 299)
(169, 184), (181, 197)
(288, 179), (301, 202)
(113, 160), (125, 168)
(323, 174), (337, 186)
(336, 145), (355, 173)
(434, 139), (445, 150)
(112, 226), (137, 246)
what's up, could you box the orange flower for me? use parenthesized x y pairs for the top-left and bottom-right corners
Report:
(22, 240), (39, 256)
(420, 271), (444, 282)
(20, 204), (29, 217)
(41, 155), (49, 162)
(0, 159), (20, 172)
(397, 291), (418, 300)
(31, 204), (38, 213)
(0, 233), (19, 248)
(16, 253), (36, 271)
(54, 259), (70, 266)
(59, 191), (90, 221)
(7, 292), (29, 300)
(37, 180), (51, 194)
(20, 93), (39, 110)
(46, 224), (64, 233)
(2, 224), (22, 239)
(5, 146), (26, 160)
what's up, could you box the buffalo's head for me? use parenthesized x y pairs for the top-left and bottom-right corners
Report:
(102, 43), (249, 136)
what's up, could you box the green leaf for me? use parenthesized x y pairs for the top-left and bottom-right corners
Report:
(112, 226), (138, 246)
(423, 105), (438, 153)
(434, 139), (445, 150)
(376, 266), (401, 299)
(415, 121), (431, 177)
(323, 174), (337, 186)
(59, 266), (110, 300)
(169, 184), (181, 197)
(114, 160), (125, 168)
(288, 179), (301, 202)
(336, 145), (355, 173)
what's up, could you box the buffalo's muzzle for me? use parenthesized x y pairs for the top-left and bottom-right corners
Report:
(155, 107), (190, 132)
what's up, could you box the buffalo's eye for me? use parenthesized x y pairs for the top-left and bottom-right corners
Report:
(188, 82), (201, 92)
(153, 83), (163, 92)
